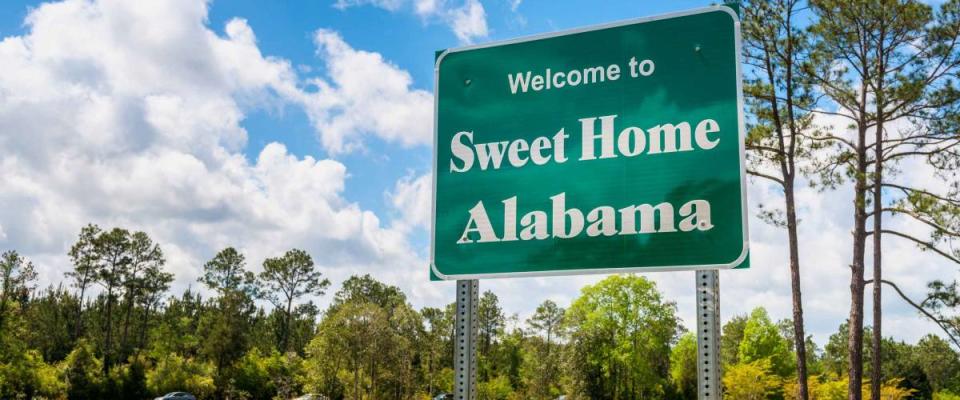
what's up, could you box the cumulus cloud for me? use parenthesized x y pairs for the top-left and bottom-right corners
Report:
(334, 0), (405, 11)
(448, 0), (488, 43)
(301, 30), (433, 153)
(0, 0), (447, 307)
(388, 172), (432, 233)
(334, 0), (489, 43)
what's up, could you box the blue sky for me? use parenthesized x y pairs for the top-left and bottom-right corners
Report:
(216, 0), (717, 219)
(0, 0), (954, 346)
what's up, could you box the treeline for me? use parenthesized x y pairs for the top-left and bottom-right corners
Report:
(2, 225), (960, 399)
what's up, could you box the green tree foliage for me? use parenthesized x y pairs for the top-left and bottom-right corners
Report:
(0, 250), (36, 333)
(822, 322), (936, 397)
(478, 290), (506, 360)
(259, 248), (330, 353)
(739, 307), (796, 377)
(563, 275), (680, 399)
(304, 276), (423, 400)
(6, 224), (960, 399)
(523, 299), (565, 399)
(198, 248), (257, 381)
(63, 339), (104, 400)
(24, 285), (78, 362)
(146, 354), (216, 400)
(917, 335), (960, 393)
(670, 332), (698, 400)
(421, 305), (454, 396)
(721, 314), (748, 367)
(723, 359), (782, 400)
(0, 349), (64, 399)
(231, 349), (304, 400)
(67, 224), (101, 339)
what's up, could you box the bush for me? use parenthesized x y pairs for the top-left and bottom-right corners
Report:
(63, 340), (104, 400)
(722, 359), (782, 400)
(0, 349), (65, 399)
(147, 354), (216, 400)
(106, 357), (149, 400)
(231, 349), (304, 400)
(478, 375), (514, 400)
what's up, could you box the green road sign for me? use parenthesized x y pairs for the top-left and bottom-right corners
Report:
(431, 6), (749, 280)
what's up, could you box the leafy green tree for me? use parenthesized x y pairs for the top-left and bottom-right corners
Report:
(68, 224), (101, 339)
(135, 262), (172, 356)
(0, 250), (36, 333)
(0, 349), (64, 399)
(478, 290), (505, 358)
(564, 275), (680, 399)
(307, 301), (389, 400)
(197, 248), (257, 376)
(489, 323), (524, 391)
(259, 248), (330, 352)
(524, 300), (565, 399)
(199, 247), (257, 296)
(670, 332), (697, 400)
(25, 285), (78, 362)
(739, 307), (795, 377)
(722, 359), (782, 400)
(421, 305), (454, 396)
(305, 275), (423, 399)
(148, 289), (203, 359)
(92, 227), (133, 373)
(146, 354), (216, 400)
(107, 356), (149, 400)
(64, 339), (104, 400)
(329, 274), (406, 312)
(118, 231), (164, 358)
(916, 335), (960, 393)
(478, 374), (514, 400)
(721, 314), (748, 367)
(231, 348), (305, 400)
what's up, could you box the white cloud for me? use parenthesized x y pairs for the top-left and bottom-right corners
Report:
(334, 0), (405, 11)
(301, 30), (433, 153)
(334, 0), (489, 44)
(388, 172), (432, 232)
(449, 0), (488, 43)
(0, 0), (447, 308)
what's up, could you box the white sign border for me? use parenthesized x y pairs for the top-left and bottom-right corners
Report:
(430, 5), (750, 280)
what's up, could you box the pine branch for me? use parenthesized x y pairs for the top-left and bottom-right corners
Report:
(882, 229), (960, 263)
(865, 278), (960, 349)
(747, 169), (786, 186)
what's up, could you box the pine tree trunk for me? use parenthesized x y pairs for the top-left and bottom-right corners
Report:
(104, 285), (115, 374)
(848, 123), (869, 400)
(871, 93), (885, 400)
(786, 184), (809, 400)
(74, 284), (86, 339)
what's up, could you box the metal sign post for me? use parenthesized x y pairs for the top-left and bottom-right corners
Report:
(453, 280), (479, 400)
(697, 270), (722, 399)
